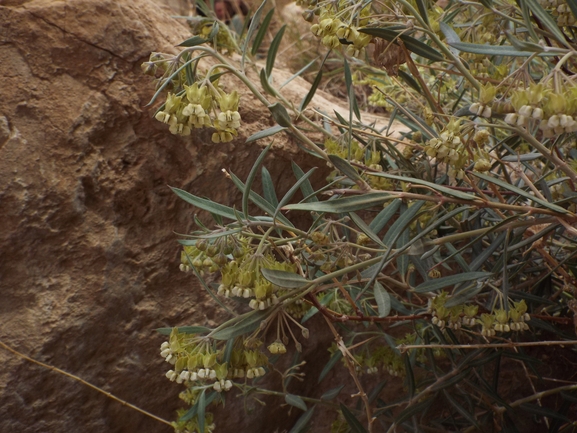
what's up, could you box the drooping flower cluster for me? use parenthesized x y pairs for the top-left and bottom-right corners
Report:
(160, 328), (278, 395)
(307, 4), (372, 57)
(538, 0), (577, 26)
(180, 235), (300, 311)
(424, 119), (468, 180)
(430, 292), (531, 336)
(504, 83), (577, 137)
(154, 81), (242, 143)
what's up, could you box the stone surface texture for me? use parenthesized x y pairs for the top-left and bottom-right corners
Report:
(0, 1), (400, 432)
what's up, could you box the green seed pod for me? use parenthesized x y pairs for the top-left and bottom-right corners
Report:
(213, 253), (228, 266)
(206, 245), (218, 257)
(232, 246), (244, 259)
(196, 239), (208, 251)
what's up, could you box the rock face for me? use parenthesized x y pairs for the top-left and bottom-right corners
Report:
(0, 1), (339, 432)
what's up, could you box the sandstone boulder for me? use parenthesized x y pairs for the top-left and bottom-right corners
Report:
(0, 1), (401, 432)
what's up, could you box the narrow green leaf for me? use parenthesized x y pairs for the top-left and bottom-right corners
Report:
(300, 67), (323, 112)
(472, 172), (569, 214)
(524, 0), (568, 45)
(251, 7), (275, 56)
(349, 212), (385, 246)
(368, 380), (387, 404)
(382, 201), (425, 248)
(520, 403), (571, 422)
(171, 187), (241, 221)
(368, 172), (477, 200)
(501, 152), (542, 162)
(285, 193), (394, 213)
(266, 25), (286, 77)
(223, 338), (234, 364)
(197, 389), (206, 433)
(444, 281), (484, 308)
(268, 102), (292, 127)
(210, 309), (271, 340)
(343, 58), (361, 121)
(383, 96), (438, 139)
(243, 142), (273, 219)
(414, 272), (492, 293)
(228, 172), (294, 227)
(329, 155), (365, 185)
(415, 0), (429, 25)
(445, 242), (470, 272)
(395, 397), (432, 425)
(396, 222), (410, 276)
(374, 282), (391, 317)
(178, 229), (242, 243)
(289, 407), (315, 433)
(321, 385), (345, 401)
(340, 404), (368, 433)
(439, 22), (461, 55)
(261, 166), (279, 207)
(285, 394), (307, 411)
(430, 368), (472, 392)
(243, 0), (268, 63)
(397, 69), (421, 93)
(261, 268), (309, 289)
(442, 390), (481, 429)
(404, 353), (415, 399)
(369, 200), (401, 233)
(260, 68), (278, 96)
(178, 35), (207, 47)
(246, 125), (287, 143)
(359, 27), (444, 62)
(477, 0), (493, 7)
(182, 52), (195, 85)
(274, 168), (317, 221)
(319, 350), (343, 383)
(447, 41), (564, 56)
(292, 161), (318, 202)
(282, 56), (319, 89)
(156, 326), (211, 335)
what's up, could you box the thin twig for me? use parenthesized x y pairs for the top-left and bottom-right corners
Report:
(398, 339), (577, 352)
(0, 340), (173, 427)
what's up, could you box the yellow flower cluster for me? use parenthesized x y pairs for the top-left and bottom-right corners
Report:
(424, 119), (468, 180)
(155, 82), (241, 143)
(430, 292), (530, 336)
(538, 0), (576, 26)
(505, 83), (577, 137)
(309, 5), (372, 57)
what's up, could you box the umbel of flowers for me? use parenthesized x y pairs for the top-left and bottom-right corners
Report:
(504, 82), (577, 137)
(154, 79), (241, 143)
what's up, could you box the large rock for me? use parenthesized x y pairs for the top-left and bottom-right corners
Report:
(0, 0), (410, 431)
(0, 1), (335, 432)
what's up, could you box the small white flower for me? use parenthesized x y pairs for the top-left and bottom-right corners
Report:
(504, 113), (518, 124)
(518, 105), (532, 117)
(548, 115), (560, 128)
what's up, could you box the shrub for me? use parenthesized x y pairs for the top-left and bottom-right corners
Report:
(145, 0), (577, 431)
